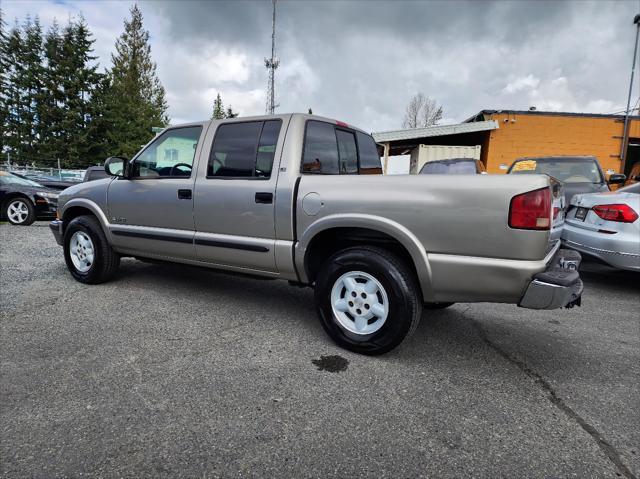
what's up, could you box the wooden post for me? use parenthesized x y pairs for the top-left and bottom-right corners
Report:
(383, 142), (390, 175)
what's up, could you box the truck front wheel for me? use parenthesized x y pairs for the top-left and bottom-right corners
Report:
(63, 215), (120, 284)
(314, 246), (422, 355)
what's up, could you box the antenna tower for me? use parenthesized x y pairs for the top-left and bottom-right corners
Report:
(265, 0), (279, 115)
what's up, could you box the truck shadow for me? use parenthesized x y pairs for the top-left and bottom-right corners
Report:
(115, 259), (594, 372)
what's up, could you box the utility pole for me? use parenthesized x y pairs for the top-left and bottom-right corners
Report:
(620, 14), (640, 166)
(264, 0), (279, 115)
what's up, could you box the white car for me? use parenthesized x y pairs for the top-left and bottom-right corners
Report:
(562, 182), (640, 271)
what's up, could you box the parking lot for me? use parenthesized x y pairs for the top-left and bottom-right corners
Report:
(1, 222), (638, 478)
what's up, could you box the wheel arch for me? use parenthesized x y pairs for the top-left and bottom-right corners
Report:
(296, 214), (434, 301)
(61, 199), (112, 242)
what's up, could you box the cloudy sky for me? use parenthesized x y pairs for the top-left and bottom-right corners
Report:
(2, 0), (638, 133)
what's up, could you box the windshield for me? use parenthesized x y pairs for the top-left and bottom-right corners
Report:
(0, 171), (44, 187)
(509, 158), (603, 184)
(420, 159), (477, 175)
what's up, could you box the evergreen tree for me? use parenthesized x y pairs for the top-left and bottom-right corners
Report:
(0, 9), (9, 159)
(19, 16), (45, 164)
(1, 20), (28, 163)
(104, 4), (169, 158)
(38, 20), (64, 166)
(211, 93), (239, 119)
(212, 93), (225, 119)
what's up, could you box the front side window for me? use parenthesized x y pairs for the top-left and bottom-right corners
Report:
(131, 126), (202, 178)
(208, 120), (281, 178)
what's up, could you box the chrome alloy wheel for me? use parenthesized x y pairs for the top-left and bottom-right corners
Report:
(7, 200), (29, 224)
(330, 271), (389, 335)
(69, 231), (95, 273)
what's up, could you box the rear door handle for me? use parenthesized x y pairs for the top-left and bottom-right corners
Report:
(255, 192), (273, 204)
(178, 189), (192, 200)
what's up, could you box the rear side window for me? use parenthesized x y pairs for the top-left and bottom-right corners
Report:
(208, 120), (282, 178)
(302, 120), (382, 175)
(357, 132), (382, 174)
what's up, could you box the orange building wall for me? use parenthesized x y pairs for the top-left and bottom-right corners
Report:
(483, 112), (640, 174)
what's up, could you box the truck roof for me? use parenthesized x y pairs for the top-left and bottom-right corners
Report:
(164, 113), (370, 136)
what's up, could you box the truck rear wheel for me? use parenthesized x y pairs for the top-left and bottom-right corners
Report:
(314, 246), (422, 355)
(63, 215), (120, 284)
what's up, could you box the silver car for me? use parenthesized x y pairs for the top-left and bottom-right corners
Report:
(562, 182), (640, 271)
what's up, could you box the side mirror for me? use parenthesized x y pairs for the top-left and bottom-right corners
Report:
(608, 173), (626, 185)
(105, 156), (128, 177)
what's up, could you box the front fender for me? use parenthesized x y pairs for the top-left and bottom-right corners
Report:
(60, 198), (113, 243)
(295, 213), (435, 301)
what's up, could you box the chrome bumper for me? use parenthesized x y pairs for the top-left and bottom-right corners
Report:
(519, 249), (583, 310)
(49, 219), (63, 246)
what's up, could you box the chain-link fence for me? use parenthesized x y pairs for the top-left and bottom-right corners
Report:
(0, 163), (85, 182)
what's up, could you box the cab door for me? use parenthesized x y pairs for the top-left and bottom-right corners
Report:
(193, 118), (286, 272)
(107, 124), (207, 260)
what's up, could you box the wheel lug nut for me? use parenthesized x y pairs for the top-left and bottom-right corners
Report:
(356, 309), (362, 315)
(364, 304), (370, 310)
(361, 293), (366, 298)
(348, 301), (354, 307)
(351, 291), (357, 297)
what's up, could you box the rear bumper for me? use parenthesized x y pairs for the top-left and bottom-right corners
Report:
(519, 248), (583, 310)
(49, 219), (64, 246)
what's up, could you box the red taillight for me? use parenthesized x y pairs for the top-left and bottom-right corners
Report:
(509, 187), (552, 230)
(592, 204), (639, 223)
(335, 120), (349, 128)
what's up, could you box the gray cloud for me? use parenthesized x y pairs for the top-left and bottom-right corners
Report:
(145, 0), (636, 131)
(4, 0), (638, 132)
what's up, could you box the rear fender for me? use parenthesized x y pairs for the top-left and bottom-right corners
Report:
(296, 214), (435, 301)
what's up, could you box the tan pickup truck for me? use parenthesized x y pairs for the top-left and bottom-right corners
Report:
(50, 113), (583, 354)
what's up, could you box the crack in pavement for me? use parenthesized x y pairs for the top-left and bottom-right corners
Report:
(460, 309), (636, 479)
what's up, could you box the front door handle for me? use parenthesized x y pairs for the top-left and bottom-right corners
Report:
(178, 189), (192, 200)
(255, 192), (273, 204)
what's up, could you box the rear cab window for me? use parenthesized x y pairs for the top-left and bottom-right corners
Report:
(301, 120), (382, 175)
(207, 120), (282, 179)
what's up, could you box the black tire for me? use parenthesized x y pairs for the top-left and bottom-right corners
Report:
(63, 215), (120, 284)
(424, 302), (455, 309)
(5, 197), (36, 226)
(314, 246), (422, 355)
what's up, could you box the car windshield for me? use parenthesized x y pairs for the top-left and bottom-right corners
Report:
(0, 172), (44, 187)
(419, 159), (477, 175)
(618, 182), (640, 194)
(509, 158), (603, 184)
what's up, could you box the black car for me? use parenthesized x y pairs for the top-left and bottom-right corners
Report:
(508, 156), (626, 204)
(12, 173), (77, 191)
(83, 166), (110, 182)
(0, 171), (59, 225)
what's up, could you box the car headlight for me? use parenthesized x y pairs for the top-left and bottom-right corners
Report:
(36, 192), (59, 200)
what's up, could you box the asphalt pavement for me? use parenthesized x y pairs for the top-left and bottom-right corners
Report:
(1, 222), (638, 478)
